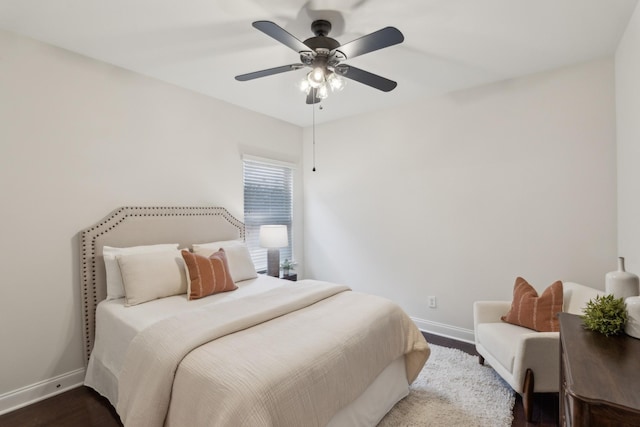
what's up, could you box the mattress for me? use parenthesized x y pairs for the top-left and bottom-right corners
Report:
(85, 275), (413, 426)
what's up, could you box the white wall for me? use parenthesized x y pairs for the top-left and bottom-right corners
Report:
(0, 29), (302, 406)
(616, 4), (640, 275)
(303, 59), (618, 340)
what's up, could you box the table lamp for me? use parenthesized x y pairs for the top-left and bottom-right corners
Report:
(259, 225), (288, 277)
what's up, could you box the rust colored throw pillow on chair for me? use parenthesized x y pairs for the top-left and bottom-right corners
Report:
(181, 249), (237, 300)
(501, 277), (564, 332)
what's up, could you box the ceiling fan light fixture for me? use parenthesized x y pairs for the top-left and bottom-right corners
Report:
(307, 67), (326, 88)
(327, 72), (345, 92)
(299, 78), (311, 93)
(317, 84), (329, 99)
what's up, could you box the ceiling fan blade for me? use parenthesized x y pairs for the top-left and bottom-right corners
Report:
(333, 27), (404, 60)
(306, 90), (321, 104)
(338, 65), (397, 92)
(253, 21), (312, 54)
(235, 64), (304, 81)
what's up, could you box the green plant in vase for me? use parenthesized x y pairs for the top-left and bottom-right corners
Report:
(280, 259), (296, 277)
(582, 294), (628, 336)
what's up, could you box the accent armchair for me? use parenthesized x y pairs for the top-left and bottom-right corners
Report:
(473, 282), (603, 421)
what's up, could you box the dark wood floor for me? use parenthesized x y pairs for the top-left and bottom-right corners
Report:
(0, 333), (558, 427)
(0, 387), (122, 427)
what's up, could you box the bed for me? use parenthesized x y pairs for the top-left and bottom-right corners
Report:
(80, 206), (430, 426)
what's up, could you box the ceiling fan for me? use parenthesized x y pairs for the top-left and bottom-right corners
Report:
(235, 20), (404, 104)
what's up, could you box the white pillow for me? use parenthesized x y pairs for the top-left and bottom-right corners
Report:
(192, 240), (257, 282)
(103, 244), (179, 300)
(117, 250), (187, 306)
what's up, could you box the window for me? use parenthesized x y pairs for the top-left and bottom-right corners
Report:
(243, 156), (294, 272)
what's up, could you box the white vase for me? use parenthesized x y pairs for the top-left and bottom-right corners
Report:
(605, 257), (639, 299)
(625, 296), (640, 339)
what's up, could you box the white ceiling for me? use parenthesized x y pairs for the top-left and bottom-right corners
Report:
(0, 0), (637, 126)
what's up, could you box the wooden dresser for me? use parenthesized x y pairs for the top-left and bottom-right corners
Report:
(559, 313), (640, 426)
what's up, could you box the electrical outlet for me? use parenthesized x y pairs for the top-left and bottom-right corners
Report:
(428, 296), (437, 308)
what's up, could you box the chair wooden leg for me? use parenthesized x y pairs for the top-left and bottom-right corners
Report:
(522, 368), (535, 422)
(478, 355), (485, 365)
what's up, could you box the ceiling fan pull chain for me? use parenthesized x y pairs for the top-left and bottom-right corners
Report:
(312, 87), (317, 172)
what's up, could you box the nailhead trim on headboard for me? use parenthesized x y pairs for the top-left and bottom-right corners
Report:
(80, 206), (245, 364)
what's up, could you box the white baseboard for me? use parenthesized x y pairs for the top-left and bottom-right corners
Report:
(412, 317), (475, 344)
(0, 368), (85, 416)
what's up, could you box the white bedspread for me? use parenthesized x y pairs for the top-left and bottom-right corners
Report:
(116, 280), (429, 427)
(84, 275), (288, 405)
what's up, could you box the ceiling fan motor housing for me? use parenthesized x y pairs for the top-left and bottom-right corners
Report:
(311, 20), (332, 37)
(301, 20), (344, 67)
(303, 21), (340, 49)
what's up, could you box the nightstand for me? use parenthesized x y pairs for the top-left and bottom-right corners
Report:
(282, 273), (297, 282)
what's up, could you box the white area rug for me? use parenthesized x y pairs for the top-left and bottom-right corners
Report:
(378, 344), (515, 427)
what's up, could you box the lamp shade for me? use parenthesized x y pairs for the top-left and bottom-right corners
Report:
(259, 225), (288, 248)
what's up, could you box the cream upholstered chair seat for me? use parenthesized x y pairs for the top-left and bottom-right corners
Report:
(476, 322), (532, 374)
(473, 282), (603, 421)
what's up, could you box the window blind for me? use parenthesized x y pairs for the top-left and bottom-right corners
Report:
(243, 157), (293, 272)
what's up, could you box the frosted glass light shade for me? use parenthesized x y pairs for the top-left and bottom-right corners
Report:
(299, 78), (310, 93)
(317, 84), (329, 99)
(259, 225), (288, 248)
(327, 72), (345, 91)
(307, 68), (325, 88)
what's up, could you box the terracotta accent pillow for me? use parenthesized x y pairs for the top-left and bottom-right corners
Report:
(501, 277), (564, 332)
(181, 249), (237, 300)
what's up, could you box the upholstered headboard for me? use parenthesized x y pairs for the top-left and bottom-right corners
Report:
(80, 206), (245, 364)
